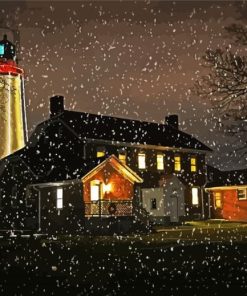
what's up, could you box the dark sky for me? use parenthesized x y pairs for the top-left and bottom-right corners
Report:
(1, 1), (246, 169)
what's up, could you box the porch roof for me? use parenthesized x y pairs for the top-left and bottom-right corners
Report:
(81, 155), (143, 184)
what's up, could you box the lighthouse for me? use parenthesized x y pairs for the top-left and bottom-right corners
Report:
(0, 33), (27, 160)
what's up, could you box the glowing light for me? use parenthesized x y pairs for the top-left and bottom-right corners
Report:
(103, 183), (112, 193)
(0, 45), (4, 55)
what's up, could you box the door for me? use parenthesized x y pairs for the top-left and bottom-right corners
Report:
(163, 176), (185, 223)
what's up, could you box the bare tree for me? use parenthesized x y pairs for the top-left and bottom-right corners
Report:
(195, 49), (247, 121)
(225, 24), (247, 46)
(195, 24), (247, 157)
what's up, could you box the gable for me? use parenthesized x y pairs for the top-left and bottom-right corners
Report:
(163, 175), (186, 189)
(82, 155), (143, 184)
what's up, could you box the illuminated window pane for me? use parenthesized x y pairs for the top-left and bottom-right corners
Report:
(174, 156), (181, 172)
(192, 187), (199, 205)
(97, 147), (105, 158)
(90, 180), (101, 201)
(56, 188), (63, 209)
(214, 192), (222, 208)
(237, 189), (247, 200)
(0, 45), (4, 55)
(119, 153), (126, 165)
(138, 153), (146, 169)
(191, 157), (197, 172)
(157, 154), (164, 170)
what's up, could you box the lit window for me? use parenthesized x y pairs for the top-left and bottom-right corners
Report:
(90, 180), (101, 201)
(174, 155), (181, 172)
(192, 187), (199, 205)
(56, 188), (63, 209)
(138, 153), (146, 169)
(237, 189), (247, 200)
(97, 147), (105, 158)
(151, 198), (157, 210)
(119, 153), (126, 165)
(157, 154), (164, 170)
(214, 192), (222, 209)
(0, 45), (4, 55)
(191, 157), (197, 172)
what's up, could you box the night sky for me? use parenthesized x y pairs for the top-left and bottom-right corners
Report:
(0, 1), (246, 170)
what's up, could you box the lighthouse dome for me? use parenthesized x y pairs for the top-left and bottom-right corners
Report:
(0, 34), (16, 61)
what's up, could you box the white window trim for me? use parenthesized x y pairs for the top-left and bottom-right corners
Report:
(237, 189), (247, 200)
(138, 153), (146, 169)
(56, 188), (63, 209)
(192, 187), (199, 206)
(157, 154), (164, 171)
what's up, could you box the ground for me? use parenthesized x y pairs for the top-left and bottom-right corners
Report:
(1, 220), (247, 295)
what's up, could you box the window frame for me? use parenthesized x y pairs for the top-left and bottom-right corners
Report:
(157, 153), (164, 171)
(90, 180), (102, 201)
(96, 146), (106, 158)
(191, 187), (199, 206)
(190, 156), (197, 173)
(214, 191), (222, 209)
(11, 184), (18, 208)
(237, 189), (247, 201)
(174, 155), (181, 172)
(118, 152), (127, 165)
(138, 152), (146, 170)
(56, 188), (63, 210)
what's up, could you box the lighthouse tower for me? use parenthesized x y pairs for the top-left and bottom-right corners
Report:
(0, 34), (27, 160)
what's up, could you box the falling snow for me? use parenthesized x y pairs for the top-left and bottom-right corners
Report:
(0, 1), (247, 295)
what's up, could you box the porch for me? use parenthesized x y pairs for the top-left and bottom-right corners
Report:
(84, 200), (133, 217)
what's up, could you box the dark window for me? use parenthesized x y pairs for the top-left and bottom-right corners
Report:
(151, 198), (157, 210)
(11, 185), (18, 208)
(58, 126), (63, 139)
(0, 189), (3, 208)
(11, 164), (16, 176)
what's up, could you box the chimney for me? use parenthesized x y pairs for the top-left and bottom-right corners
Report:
(50, 95), (64, 117)
(165, 114), (179, 129)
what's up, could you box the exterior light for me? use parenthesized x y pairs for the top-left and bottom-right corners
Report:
(103, 183), (112, 193)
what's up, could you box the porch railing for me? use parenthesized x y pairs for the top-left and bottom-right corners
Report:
(85, 200), (133, 217)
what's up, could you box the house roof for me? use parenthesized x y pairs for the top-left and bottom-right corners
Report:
(82, 154), (143, 184)
(30, 109), (212, 152)
(206, 166), (247, 188)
